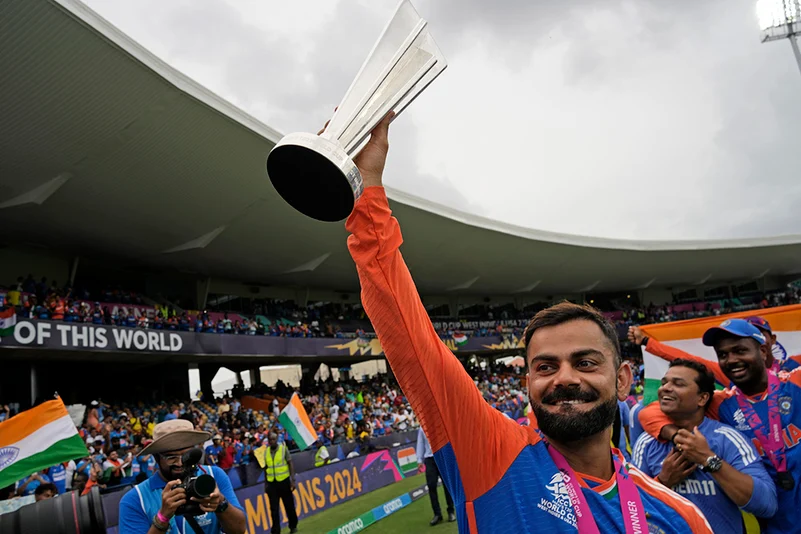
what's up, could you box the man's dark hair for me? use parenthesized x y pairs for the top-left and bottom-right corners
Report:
(34, 483), (57, 496)
(669, 358), (715, 408)
(524, 302), (622, 367)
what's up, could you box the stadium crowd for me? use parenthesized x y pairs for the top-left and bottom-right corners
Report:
(0, 361), (534, 508)
(3, 274), (800, 342)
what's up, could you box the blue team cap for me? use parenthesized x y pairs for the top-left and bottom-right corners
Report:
(702, 318), (766, 347)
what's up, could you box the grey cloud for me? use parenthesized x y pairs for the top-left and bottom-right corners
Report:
(84, 0), (801, 240)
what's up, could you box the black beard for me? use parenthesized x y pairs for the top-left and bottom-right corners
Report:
(723, 360), (765, 392)
(533, 394), (618, 444)
(160, 465), (185, 481)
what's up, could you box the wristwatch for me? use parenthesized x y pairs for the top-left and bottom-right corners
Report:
(215, 498), (229, 514)
(702, 455), (723, 473)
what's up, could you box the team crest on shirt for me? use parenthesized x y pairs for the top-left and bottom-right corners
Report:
(732, 409), (751, 432)
(536, 472), (577, 527)
(779, 396), (792, 415)
(194, 513), (212, 527)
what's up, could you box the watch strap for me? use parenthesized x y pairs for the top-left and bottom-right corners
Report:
(702, 455), (723, 473)
(215, 497), (229, 514)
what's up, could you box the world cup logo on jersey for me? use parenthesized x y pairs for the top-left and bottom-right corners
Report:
(538, 472), (577, 527)
(732, 409), (751, 432)
(545, 472), (571, 503)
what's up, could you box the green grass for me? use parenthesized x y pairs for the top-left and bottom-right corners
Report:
(300, 474), (459, 534)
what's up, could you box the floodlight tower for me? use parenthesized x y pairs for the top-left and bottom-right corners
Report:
(757, 0), (801, 76)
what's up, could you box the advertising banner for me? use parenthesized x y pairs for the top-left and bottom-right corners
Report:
(238, 445), (414, 533)
(0, 319), (520, 357)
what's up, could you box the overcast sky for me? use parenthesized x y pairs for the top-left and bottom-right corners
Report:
(84, 0), (801, 240)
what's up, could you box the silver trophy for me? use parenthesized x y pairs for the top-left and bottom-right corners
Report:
(266, 0), (447, 222)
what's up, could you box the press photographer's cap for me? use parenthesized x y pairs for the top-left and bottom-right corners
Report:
(138, 419), (210, 456)
(702, 319), (766, 347)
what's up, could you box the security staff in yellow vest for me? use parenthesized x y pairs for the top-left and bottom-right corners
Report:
(261, 433), (298, 534)
(314, 441), (330, 468)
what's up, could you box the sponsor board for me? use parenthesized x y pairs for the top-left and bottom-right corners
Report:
(1, 319), (513, 357)
(327, 485), (426, 534)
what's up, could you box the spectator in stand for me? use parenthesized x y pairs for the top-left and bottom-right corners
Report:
(205, 435), (223, 465)
(15, 471), (51, 497)
(240, 435), (253, 466)
(33, 483), (57, 502)
(102, 450), (132, 486)
(219, 437), (236, 470)
(218, 397), (231, 416)
(153, 310), (164, 330)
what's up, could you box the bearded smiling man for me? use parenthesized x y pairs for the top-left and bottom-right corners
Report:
(342, 115), (713, 533)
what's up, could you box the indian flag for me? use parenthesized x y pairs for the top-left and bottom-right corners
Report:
(640, 304), (801, 405)
(397, 447), (418, 474)
(278, 393), (317, 451)
(453, 332), (468, 346)
(0, 308), (15, 337)
(0, 398), (89, 489)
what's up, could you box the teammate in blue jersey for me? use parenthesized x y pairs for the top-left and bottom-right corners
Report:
(640, 319), (801, 534)
(629, 401), (645, 446)
(633, 359), (776, 533)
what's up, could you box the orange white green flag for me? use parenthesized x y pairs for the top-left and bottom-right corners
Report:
(279, 393), (317, 451)
(639, 304), (801, 404)
(0, 398), (89, 489)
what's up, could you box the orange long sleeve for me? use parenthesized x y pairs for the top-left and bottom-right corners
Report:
(346, 187), (534, 501)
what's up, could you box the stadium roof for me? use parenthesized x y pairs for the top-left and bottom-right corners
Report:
(2, 0), (801, 298)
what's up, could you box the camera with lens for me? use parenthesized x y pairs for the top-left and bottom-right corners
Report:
(174, 448), (216, 517)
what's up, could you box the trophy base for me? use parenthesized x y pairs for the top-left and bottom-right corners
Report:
(266, 133), (363, 222)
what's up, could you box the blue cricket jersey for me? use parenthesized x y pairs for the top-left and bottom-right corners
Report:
(632, 417), (776, 534)
(118, 465), (241, 534)
(629, 402), (645, 446)
(714, 372), (801, 534)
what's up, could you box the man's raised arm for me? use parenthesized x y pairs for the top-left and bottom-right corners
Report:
(629, 326), (729, 386)
(344, 116), (530, 502)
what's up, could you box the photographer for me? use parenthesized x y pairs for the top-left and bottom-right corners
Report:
(118, 419), (246, 534)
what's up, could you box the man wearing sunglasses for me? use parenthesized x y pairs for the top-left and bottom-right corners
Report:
(118, 419), (246, 534)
